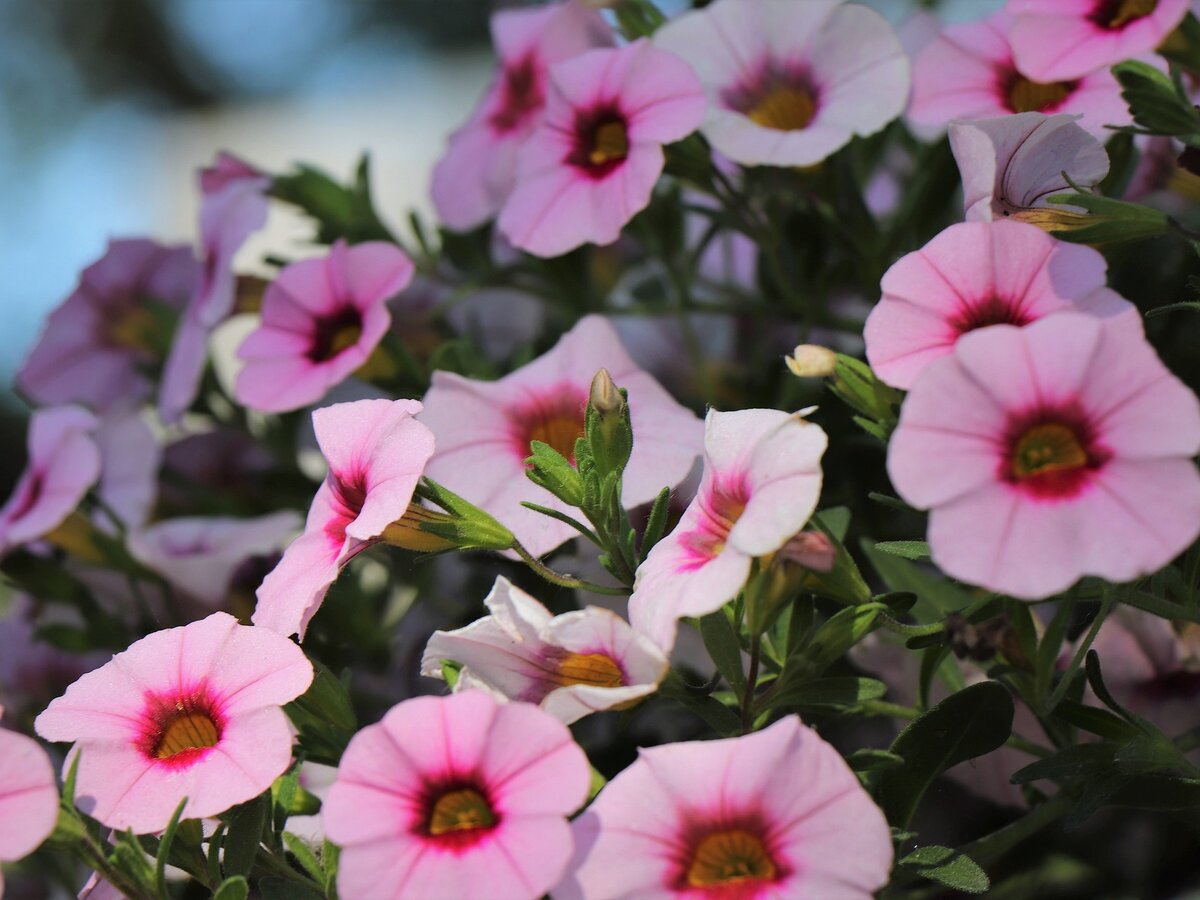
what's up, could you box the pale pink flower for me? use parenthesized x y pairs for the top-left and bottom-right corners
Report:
(949, 112), (1110, 222)
(324, 691), (590, 900)
(160, 152), (270, 423)
(0, 705), (59, 896)
(252, 399), (435, 639)
(0, 407), (100, 558)
(864, 219), (1137, 390)
(654, 0), (909, 167)
(1008, 0), (1190, 82)
(555, 715), (893, 899)
(908, 11), (1138, 137)
(421, 576), (668, 724)
(128, 511), (302, 607)
(17, 240), (197, 414)
(419, 315), (702, 559)
(93, 409), (161, 531)
(34, 611), (313, 834)
(888, 313), (1200, 600)
(629, 408), (826, 653)
(431, 1), (612, 231)
(235, 240), (415, 413)
(497, 39), (706, 256)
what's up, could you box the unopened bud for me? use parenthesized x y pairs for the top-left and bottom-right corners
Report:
(1009, 207), (1093, 233)
(589, 368), (624, 417)
(785, 344), (837, 378)
(781, 530), (836, 573)
(381, 503), (464, 553)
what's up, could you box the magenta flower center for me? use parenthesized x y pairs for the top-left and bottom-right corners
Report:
(1005, 73), (1075, 114)
(489, 55), (544, 133)
(508, 387), (587, 462)
(1003, 409), (1110, 499)
(1089, 0), (1157, 28)
(308, 307), (364, 363)
(138, 688), (224, 766)
(419, 779), (500, 848)
(951, 296), (1032, 335)
(681, 476), (750, 567)
(569, 106), (630, 179)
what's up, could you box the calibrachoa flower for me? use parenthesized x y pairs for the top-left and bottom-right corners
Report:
(431, 0), (612, 231)
(0, 406), (100, 558)
(497, 39), (705, 256)
(34, 611), (313, 834)
(421, 576), (668, 724)
(654, 0), (909, 167)
(235, 240), (415, 413)
(253, 399), (435, 639)
(864, 219), (1136, 390)
(554, 715), (893, 899)
(949, 112), (1110, 222)
(0, 706), (59, 897)
(1008, 0), (1190, 82)
(908, 11), (1137, 137)
(887, 313), (1200, 599)
(629, 408), (826, 653)
(324, 691), (590, 900)
(17, 240), (197, 413)
(419, 315), (703, 559)
(93, 409), (161, 531)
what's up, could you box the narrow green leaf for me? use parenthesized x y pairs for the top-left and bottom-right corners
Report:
(640, 486), (673, 560)
(1010, 743), (1115, 784)
(283, 832), (325, 883)
(213, 876), (249, 900)
(768, 676), (886, 711)
(699, 611), (747, 697)
(794, 603), (885, 678)
(222, 792), (270, 879)
(873, 540), (930, 560)
(155, 797), (189, 898)
(899, 845), (990, 894)
(846, 749), (905, 773)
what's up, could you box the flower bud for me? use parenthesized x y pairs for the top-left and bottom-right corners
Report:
(780, 530), (836, 573)
(785, 344), (837, 378)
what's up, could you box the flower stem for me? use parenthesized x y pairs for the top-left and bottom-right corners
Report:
(511, 541), (628, 596)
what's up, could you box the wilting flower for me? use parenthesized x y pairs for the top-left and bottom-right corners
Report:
(128, 511), (301, 607)
(654, 0), (909, 167)
(160, 153), (270, 423)
(17, 240), (197, 413)
(0, 706), (59, 896)
(555, 715), (893, 899)
(864, 219), (1136, 390)
(629, 408), (826, 653)
(908, 11), (1136, 136)
(253, 399), (435, 639)
(497, 39), (705, 256)
(421, 576), (668, 724)
(1008, 0), (1190, 82)
(419, 315), (702, 559)
(888, 313), (1200, 599)
(324, 691), (590, 900)
(949, 112), (1110, 222)
(34, 611), (313, 833)
(0, 407), (100, 558)
(431, 1), (612, 231)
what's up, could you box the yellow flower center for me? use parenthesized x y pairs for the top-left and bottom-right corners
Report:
(107, 307), (162, 352)
(746, 83), (816, 131)
(427, 788), (497, 836)
(589, 120), (629, 167)
(528, 413), (586, 460)
(686, 829), (777, 889)
(556, 652), (623, 688)
(1007, 76), (1073, 113)
(1011, 423), (1088, 480)
(155, 711), (221, 759)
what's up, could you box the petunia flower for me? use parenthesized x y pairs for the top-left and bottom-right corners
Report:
(653, 0), (909, 167)
(864, 219), (1137, 390)
(323, 691), (590, 900)
(497, 39), (706, 256)
(0, 407), (101, 558)
(0, 705), (59, 897)
(17, 240), (197, 414)
(1008, 0), (1190, 82)
(235, 240), (415, 413)
(554, 715), (893, 899)
(949, 112), (1110, 222)
(93, 409), (162, 532)
(421, 576), (668, 724)
(908, 11), (1138, 137)
(431, 1), (613, 231)
(419, 315), (703, 560)
(629, 408), (826, 654)
(252, 399), (435, 639)
(34, 611), (313, 834)
(887, 313), (1200, 600)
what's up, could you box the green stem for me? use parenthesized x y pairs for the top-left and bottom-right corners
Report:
(511, 541), (628, 596)
(1045, 585), (1118, 713)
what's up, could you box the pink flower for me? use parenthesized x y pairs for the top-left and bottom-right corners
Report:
(864, 219), (1137, 390)
(887, 313), (1200, 599)
(629, 408), (826, 653)
(0, 706), (59, 895)
(497, 39), (706, 256)
(421, 576), (668, 724)
(17, 240), (197, 414)
(654, 0), (909, 167)
(419, 315), (702, 559)
(554, 715), (893, 899)
(235, 240), (415, 413)
(908, 11), (1138, 137)
(252, 399), (435, 639)
(34, 611), (313, 834)
(324, 691), (590, 900)
(1008, 0), (1190, 82)
(93, 409), (162, 531)
(431, 1), (613, 231)
(949, 112), (1110, 222)
(160, 153), (270, 423)
(0, 407), (101, 558)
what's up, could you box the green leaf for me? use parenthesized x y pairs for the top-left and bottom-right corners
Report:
(155, 797), (189, 898)
(1010, 742), (1115, 784)
(862, 540), (973, 619)
(613, 0), (667, 39)
(213, 876), (250, 900)
(269, 155), (396, 244)
(699, 611), (747, 697)
(283, 832), (326, 883)
(899, 845), (990, 894)
(846, 748), (905, 773)
(802, 511), (871, 604)
(588, 766), (607, 802)
(793, 602), (886, 679)
(1123, 589), (1200, 624)
(222, 792), (270, 879)
(1146, 300), (1200, 318)
(259, 877), (324, 900)
(524, 441), (585, 507)
(877, 682), (1015, 828)
(1052, 700), (1141, 740)
(660, 672), (742, 736)
(1044, 189), (1171, 244)
(1113, 59), (1200, 138)
(767, 676), (886, 712)
(640, 486), (672, 560)
(873, 540), (930, 560)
